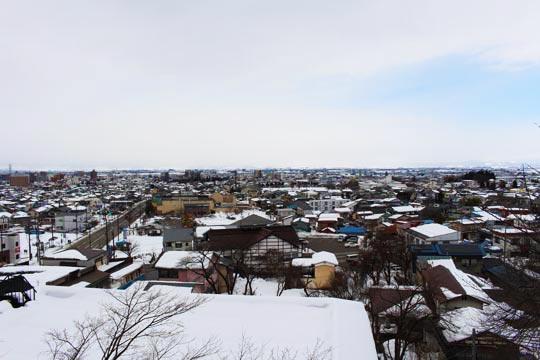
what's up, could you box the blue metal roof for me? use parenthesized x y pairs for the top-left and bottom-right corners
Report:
(337, 225), (366, 235)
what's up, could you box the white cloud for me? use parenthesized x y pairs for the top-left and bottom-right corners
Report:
(1, 0), (540, 168)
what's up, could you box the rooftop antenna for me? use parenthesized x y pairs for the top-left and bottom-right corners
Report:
(8, 163), (12, 175)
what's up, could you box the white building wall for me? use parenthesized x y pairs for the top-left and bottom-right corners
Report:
(308, 198), (348, 212)
(55, 213), (89, 232)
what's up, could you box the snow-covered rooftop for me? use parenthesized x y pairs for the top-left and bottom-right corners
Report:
(110, 261), (144, 281)
(318, 213), (340, 221)
(154, 251), (210, 269)
(364, 213), (385, 220)
(392, 205), (424, 213)
(426, 258), (491, 303)
(410, 223), (457, 238)
(45, 249), (88, 261)
(292, 251), (339, 267)
(0, 285), (377, 359)
(195, 209), (271, 226)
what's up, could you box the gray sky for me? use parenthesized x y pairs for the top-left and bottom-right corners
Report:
(2, 0), (540, 170)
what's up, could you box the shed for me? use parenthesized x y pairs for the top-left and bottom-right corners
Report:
(0, 274), (36, 307)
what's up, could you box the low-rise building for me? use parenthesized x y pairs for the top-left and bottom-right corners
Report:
(0, 231), (21, 264)
(205, 225), (302, 270)
(317, 213), (341, 231)
(292, 251), (338, 289)
(449, 218), (484, 241)
(405, 223), (460, 245)
(163, 227), (194, 251)
(152, 195), (215, 216)
(490, 226), (536, 255)
(41, 248), (107, 268)
(308, 197), (348, 212)
(109, 260), (144, 288)
(420, 258), (490, 312)
(154, 251), (229, 293)
(54, 206), (89, 232)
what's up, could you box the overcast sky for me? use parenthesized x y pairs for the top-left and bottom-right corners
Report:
(2, 0), (540, 170)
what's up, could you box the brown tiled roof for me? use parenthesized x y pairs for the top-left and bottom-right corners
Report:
(368, 287), (417, 314)
(232, 214), (274, 227)
(422, 265), (465, 304)
(206, 225), (300, 251)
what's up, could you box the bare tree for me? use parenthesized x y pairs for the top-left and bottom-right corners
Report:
(125, 240), (140, 259)
(46, 321), (94, 360)
(264, 250), (303, 296)
(45, 283), (212, 360)
(477, 197), (540, 352)
(185, 251), (238, 294)
(189, 249), (265, 295)
(366, 285), (432, 360)
(323, 268), (365, 301)
(220, 334), (331, 360)
(482, 259), (540, 354)
(276, 265), (304, 297)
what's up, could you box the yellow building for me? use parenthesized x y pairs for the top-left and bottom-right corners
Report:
(292, 251), (338, 290)
(210, 192), (238, 212)
(153, 195), (215, 215)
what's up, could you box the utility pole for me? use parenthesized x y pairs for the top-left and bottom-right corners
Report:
(75, 204), (79, 241)
(51, 214), (54, 244)
(35, 220), (41, 265)
(88, 215), (92, 248)
(27, 226), (32, 261)
(105, 213), (109, 245)
(503, 222), (508, 263)
(0, 220), (4, 263)
(471, 328), (477, 360)
(116, 216), (120, 243)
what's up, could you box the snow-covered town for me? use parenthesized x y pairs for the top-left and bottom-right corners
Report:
(3, 1), (540, 359)
(0, 168), (538, 359)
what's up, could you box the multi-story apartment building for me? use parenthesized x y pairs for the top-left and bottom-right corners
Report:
(55, 206), (89, 232)
(308, 196), (348, 212)
(0, 231), (21, 263)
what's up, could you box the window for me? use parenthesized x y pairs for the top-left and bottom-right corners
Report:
(15, 242), (19, 246)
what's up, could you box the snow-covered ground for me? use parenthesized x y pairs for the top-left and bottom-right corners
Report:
(233, 277), (306, 297)
(17, 232), (80, 263)
(0, 282), (377, 359)
(15, 214), (123, 264)
(130, 215), (163, 228)
(126, 234), (163, 263)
